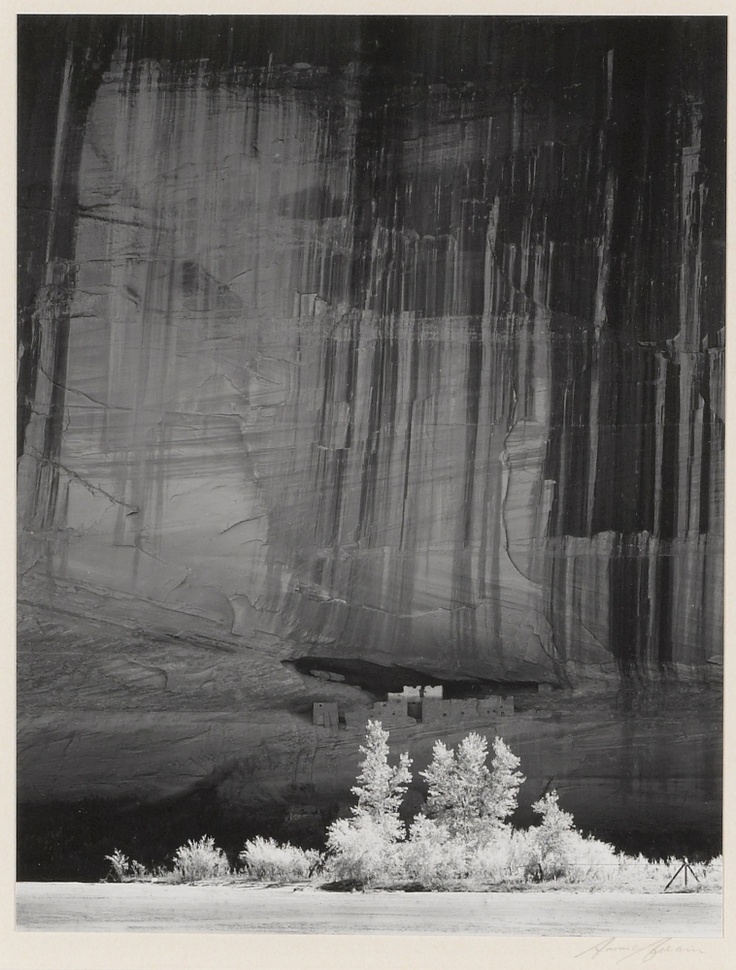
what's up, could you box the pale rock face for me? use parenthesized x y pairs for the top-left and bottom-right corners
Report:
(26, 60), (562, 682)
(17, 18), (723, 848)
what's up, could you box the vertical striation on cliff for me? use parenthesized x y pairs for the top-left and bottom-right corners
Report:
(18, 16), (723, 686)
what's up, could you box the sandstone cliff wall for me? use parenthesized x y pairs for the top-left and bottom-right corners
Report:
(18, 17), (724, 685)
(17, 19), (724, 844)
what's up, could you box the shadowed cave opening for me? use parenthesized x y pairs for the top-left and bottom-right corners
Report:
(286, 657), (547, 700)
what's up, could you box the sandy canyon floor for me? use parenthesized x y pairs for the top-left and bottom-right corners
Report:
(15, 883), (722, 937)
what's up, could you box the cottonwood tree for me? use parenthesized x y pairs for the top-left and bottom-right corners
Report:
(486, 736), (525, 825)
(350, 719), (413, 833)
(421, 733), (524, 844)
(325, 720), (413, 883)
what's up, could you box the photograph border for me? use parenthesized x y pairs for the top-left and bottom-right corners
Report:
(4, 2), (732, 967)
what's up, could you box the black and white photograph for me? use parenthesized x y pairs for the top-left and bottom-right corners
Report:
(13, 7), (727, 957)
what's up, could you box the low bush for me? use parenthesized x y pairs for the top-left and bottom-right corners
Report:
(596, 853), (724, 893)
(697, 855), (724, 892)
(469, 827), (533, 886)
(553, 834), (618, 885)
(325, 814), (405, 886)
(400, 816), (467, 887)
(527, 790), (576, 879)
(239, 836), (321, 882)
(401, 817), (537, 889)
(105, 849), (130, 882)
(525, 792), (616, 883)
(172, 836), (230, 883)
(104, 849), (149, 882)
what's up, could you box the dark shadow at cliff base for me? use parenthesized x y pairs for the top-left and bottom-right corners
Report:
(17, 791), (322, 883)
(17, 792), (722, 883)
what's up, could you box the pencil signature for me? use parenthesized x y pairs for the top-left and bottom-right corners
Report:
(575, 938), (705, 964)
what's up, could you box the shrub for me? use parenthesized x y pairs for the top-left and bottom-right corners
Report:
(469, 827), (533, 885)
(559, 834), (618, 885)
(527, 790), (575, 879)
(128, 858), (149, 879)
(601, 853), (723, 893)
(105, 849), (131, 882)
(695, 855), (723, 892)
(325, 813), (406, 886)
(172, 836), (230, 883)
(527, 791), (616, 883)
(699, 855), (723, 892)
(402, 815), (534, 889)
(504, 827), (538, 882)
(400, 815), (467, 887)
(104, 849), (149, 882)
(239, 836), (321, 882)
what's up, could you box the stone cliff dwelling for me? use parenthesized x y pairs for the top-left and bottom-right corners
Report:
(313, 685), (515, 733)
